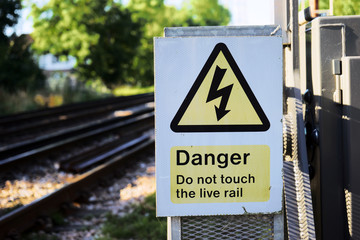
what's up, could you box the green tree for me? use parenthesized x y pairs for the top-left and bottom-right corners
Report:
(181, 0), (230, 26)
(333, 0), (360, 15)
(31, 0), (143, 88)
(126, 0), (230, 86)
(301, 0), (360, 16)
(0, 34), (45, 92)
(0, 0), (21, 63)
(31, 0), (230, 88)
(79, 6), (143, 89)
(0, 0), (21, 35)
(0, 0), (45, 92)
(126, 0), (178, 86)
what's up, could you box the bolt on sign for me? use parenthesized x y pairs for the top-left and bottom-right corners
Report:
(155, 35), (282, 217)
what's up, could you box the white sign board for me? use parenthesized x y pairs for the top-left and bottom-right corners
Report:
(155, 36), (282, 217)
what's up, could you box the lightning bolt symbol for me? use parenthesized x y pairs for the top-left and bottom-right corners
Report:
(206, 65), (234, 121)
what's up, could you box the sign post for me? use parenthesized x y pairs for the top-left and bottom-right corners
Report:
(155, 26), (282, 220)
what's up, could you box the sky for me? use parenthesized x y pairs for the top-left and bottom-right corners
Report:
(12, 0), (275, 35)
(165, 0), (274, 25)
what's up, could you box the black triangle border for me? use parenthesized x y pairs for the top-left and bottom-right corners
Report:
(170, 42), (270, 132)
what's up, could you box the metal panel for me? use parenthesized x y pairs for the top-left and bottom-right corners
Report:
(164, 25), (282, 37)
(155, 35), (283, 217)
(309, 16), (360, 239)
(342, 57), (360, 239)
(162, 25), (284, 240)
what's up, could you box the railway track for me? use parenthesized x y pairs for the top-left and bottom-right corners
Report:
(0, 93), (154, 169)
(0, 93), (155, 239)
(0, 93), (154, 145)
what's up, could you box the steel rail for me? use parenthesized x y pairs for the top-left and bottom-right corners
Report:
(0, 93), (153, 127)
(71, 132), (151, 172)
(0, 93), (154, 138)
(0, 110), (154, 171)
(0, 133), (155, 239)
(60, 122), (154, 173)
(0, 102), (154, 157)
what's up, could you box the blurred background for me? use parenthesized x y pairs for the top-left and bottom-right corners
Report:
(0, 0), (357, 116)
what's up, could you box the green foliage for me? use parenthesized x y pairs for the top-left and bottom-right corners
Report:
(97, 193), (167, 240)
(30, 0), (230, 88)
(126, 0), (175, 86)
(333, 0), (360, 15)
(0, 88), (36, 115)
(126, 0), (230, 86)
(0, 0), (21, 37)
(0, 0), (45, 93)
(79, 7), (143, 89)
(31, 0), (99, 62)
(50, 212), (65, 226)
(113, 85), (154, 96)
(0, 0), (19, 64)
(0, 79), (110, 116)
(301, 0), (360, 15)
(31, 0), (143, 89)
(319, 0), (330, 10)
(182, 0), (231, 26)
(0, 34), (45, 92)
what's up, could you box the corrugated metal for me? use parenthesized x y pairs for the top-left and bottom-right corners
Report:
(283, 91), (316, 239)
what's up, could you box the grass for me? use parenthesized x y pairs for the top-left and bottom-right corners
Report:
(0, 84), (154, 117)
(113, 85), (154, 96)
(0, 69), (154, 116)
(0, 89), (41, 116)
(0, 87), (108, 116)
(50, 212), (65, 226)
(97, 193), (167, 240)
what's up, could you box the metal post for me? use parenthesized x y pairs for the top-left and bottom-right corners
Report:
(167, 217), (181, 240)
(329, 0), (334, 15)
(282, 0), (316, 238)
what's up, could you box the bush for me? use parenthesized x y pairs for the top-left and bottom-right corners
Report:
(98, 193), (167, 240)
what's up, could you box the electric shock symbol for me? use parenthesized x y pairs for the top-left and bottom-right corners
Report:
(206, 66), (233, 121)
(170, 42), (270, 132)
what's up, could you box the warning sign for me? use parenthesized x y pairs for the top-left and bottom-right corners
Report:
(155, 35), (283, 217)
(171, 145), (270, 204)
(171, 43), (270, 132)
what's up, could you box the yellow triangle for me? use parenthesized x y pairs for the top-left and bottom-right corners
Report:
(171, 43), (270, 132)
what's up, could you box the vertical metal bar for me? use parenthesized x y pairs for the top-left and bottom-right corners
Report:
(329, 0), (334, 15)
(301, 0), (305, 11)
(167, 217), (181, 240)
(164, 25), (182, 240)
(274, 0), (289, 43)
(274, 214), (285, 240)
(283, 0), (316, 238)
